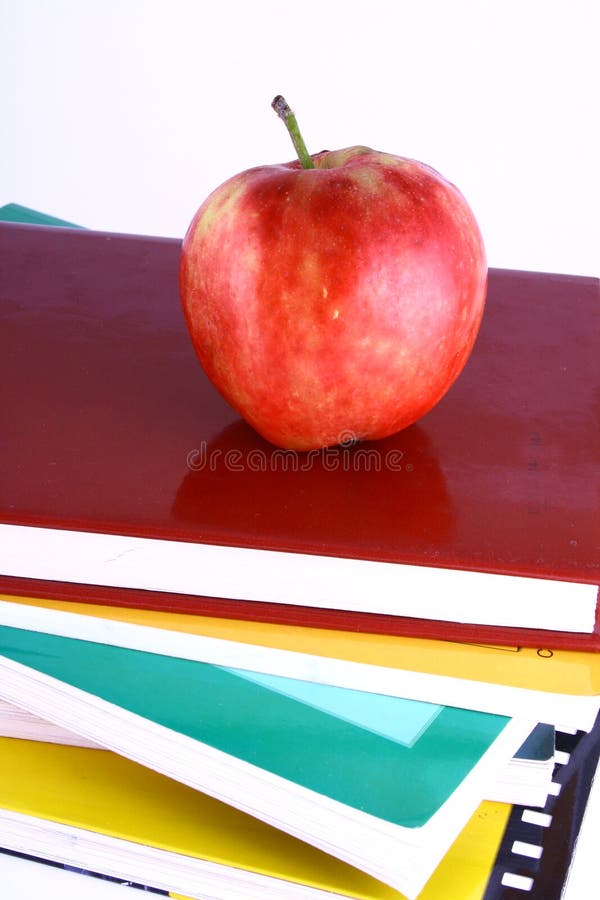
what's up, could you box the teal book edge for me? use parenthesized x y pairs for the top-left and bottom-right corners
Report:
(0, 203), (82, 228)
(514, 722), (554, 761)
(0, 625), (509, 829)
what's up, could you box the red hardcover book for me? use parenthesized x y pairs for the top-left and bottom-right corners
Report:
(1, 222), (599, 648)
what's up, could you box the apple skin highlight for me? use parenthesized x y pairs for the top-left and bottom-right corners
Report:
(179, 147), (487, 451)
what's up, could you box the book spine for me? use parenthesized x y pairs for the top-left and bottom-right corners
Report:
(484, 719), (600, 898)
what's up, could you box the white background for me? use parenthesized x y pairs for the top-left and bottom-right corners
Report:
(0, 1), (598, 897)
(1, 0), (598, 276)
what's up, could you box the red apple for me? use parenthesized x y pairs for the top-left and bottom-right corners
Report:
(179, 97), (487, 450)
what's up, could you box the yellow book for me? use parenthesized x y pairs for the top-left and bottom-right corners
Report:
(1, 592), (599, 730)
(0, 736), (510, 900)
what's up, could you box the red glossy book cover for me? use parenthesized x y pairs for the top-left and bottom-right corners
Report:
(1, 222), (599, 648)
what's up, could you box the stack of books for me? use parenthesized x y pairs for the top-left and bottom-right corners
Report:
(1, 206), (599, 899)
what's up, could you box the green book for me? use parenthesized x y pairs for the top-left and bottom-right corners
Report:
(0, 203), (81, 228)
(0, 626), (533, 899)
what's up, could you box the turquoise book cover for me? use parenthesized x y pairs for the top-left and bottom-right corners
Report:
(0, 624), (509, 828)
(0, 203), (81, 228)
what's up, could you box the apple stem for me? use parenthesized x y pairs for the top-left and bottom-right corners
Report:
(271, 95), (314, 169)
